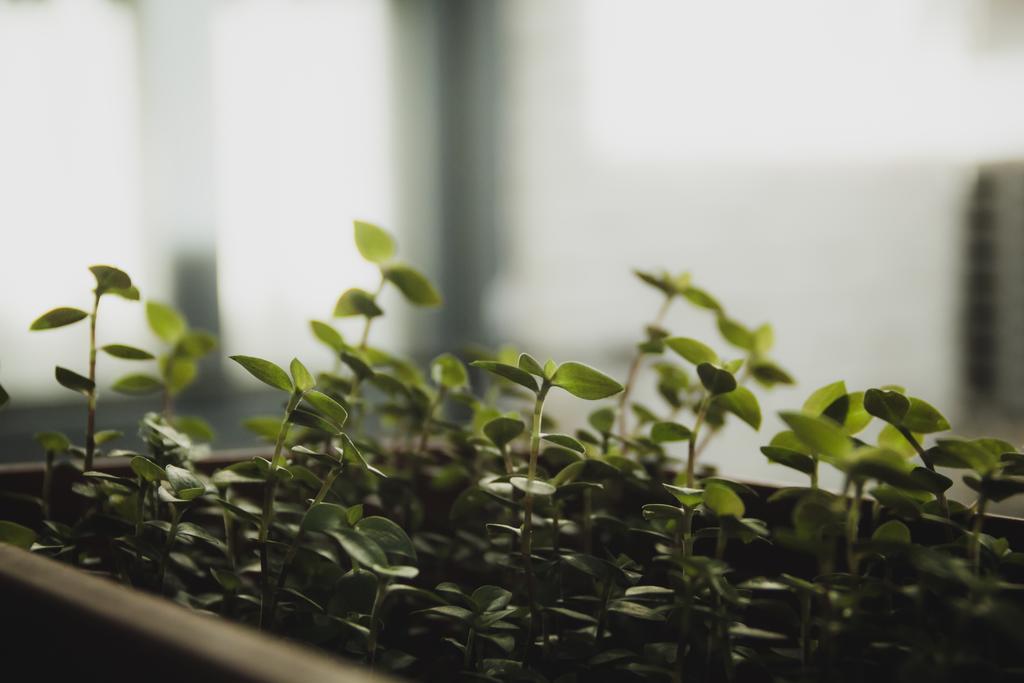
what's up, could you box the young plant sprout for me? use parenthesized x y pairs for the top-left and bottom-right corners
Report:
(109, 300), (218, 441)
(29, 265), (140, 470)
(3, 244), (1024, 681)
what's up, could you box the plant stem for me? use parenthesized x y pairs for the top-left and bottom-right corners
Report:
(367, 577), (388, 667)
(682, 507), (695, 558)
(416, 387), (447, 456)
(157, 505), (182, 592)
(714, 523), (727, 561)
(85, 292), (100, 471)
(846, 479), (863, 577)
(42, 450), (54, 518)
(900, 429), (951, 522)
(583, 488), (594, 555)
(594, 576), (613, 646)
(464, 626), (476, 670)
(971, 496), (988, 576)
(522, 382), (551, 650)
(686, 396), (710, 488)
(359, 273), (387, 350)
(267, 463), (343, 628)
(258, 392), (302, 629)
(617, 295), (673, 438)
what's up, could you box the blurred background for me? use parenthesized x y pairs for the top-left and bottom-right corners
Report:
(3, 0), (1024, 497)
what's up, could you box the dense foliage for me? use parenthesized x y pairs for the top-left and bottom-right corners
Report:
(2, 222), (1024, 682)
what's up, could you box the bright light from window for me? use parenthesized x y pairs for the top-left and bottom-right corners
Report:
(582, 0), (1024, 162)
(212, 0), (397, 374)
(0, 0), (144, 401)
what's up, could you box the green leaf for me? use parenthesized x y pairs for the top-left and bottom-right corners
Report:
(716, 385), (761, 429)
(750, 360), (795, 386)
(717, 315), (754, 350)
(863, 388), (910, 426)
(651, 421), (692, 444)
(55, 366), (94, 395)
(704, 482), (746, 518)
(146, 301), (186, 343)
(333, 288), (383, 318)
(472, 585), (513, 613)
(542, 433), (586, 453)
(107, 285), (140, 301)
(176, 330), (217, 358)
(760, 446), (815, 474)
(0, 520), (36, 549)
(663, 483), (703, 508)
(779, 411), (852, 460)
(35, 431), (70, 452)
(681, 286), (721, 311)
(431, 353), (468, 389)
(588, 407), (615, 434)
(290, 358), (315, 392)
(802, 381), (847, 416)
(303, 390), (348, 430)
(510, 477), (556, 497)
(131, 456), (166, 483)
(551, 361), (623, 400)
(383, 264), (442, 307)
(310, 320), (345, 352)
(933, 438), (1000, 474)
(354, 220), (396, 263)
(753, 324), (774, 354)
(165, 464), (204, 496)
(230, 355), (293, 392)
(471, 361), (538, 393)
(101, 344), (154, 360)
(840, 391), (872, 435)
(484, 416), (525, 449)
(633, 269), (676, 296)
(164, 359), (197, 394)
(30, 307), (89, 331)
(664, 337), (718, 366)
(696, 363), (736, 395)
(111, 373), (163, 395)
(356, 516), (417, 562)
(340, 351), (375, 381)
(336, 433), (386, 478)
(872, 519), (912, 544)
(877, 423), (916, 458)
(331, 527), (389, 569)
(89, 265), (132, 295)
(173, 416), (214, 442)
(94, 430), (122, 445)
(517, 353), (545, 377)
(901, 397), (950, 434)
(303, 503), (350, 533)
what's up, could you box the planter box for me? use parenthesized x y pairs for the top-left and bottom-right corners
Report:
(2, 452), (1022, 678)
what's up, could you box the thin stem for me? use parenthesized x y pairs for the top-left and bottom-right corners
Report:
(971, 496), (988, 576)
(617, 295), (673, 438)
(900, 428), (951, 522)
(157, 505), (182, 592)
(682, 507), (695, 558)
(583, 488), (594, 555)
(359, 273), (387, 350)
(258, 392), (302, 630)
(464, 626), (476, 670)
(594, 577), (613, 646)
(367, 577), (388, 667)
(42, 450), (54, 518)
(415, 387), (447, 456)
(846, 479), (863, 577)
(85, 292), (100, 471)
(686, 396), (710, 488)
(267, 464), (343, 627)
(714, 523), (727, 561)
(522, 382), (551, 650)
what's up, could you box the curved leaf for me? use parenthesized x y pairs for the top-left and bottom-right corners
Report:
(354, 220), (396, 263)
(551, 362), (623, 400)
(230, 355), (293, 392)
